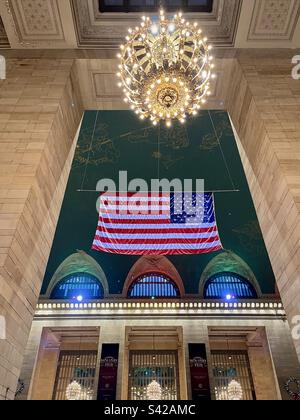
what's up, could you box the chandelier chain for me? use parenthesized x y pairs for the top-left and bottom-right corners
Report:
(208, 111), (237, 192)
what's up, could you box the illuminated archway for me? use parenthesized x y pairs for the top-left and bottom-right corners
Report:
(43, 251), (109, 298)
(199, 251), (261, 298)
(123, 256), (185, 298)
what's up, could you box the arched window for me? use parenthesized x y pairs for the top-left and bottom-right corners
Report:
(50, 273), (104, 300)
(204, 272), (257, 299)
(128, 274), (180, 299)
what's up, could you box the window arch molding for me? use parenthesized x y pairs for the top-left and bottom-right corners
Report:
(203, 272), (258, 299)
(43, 251), (109, 299)
(123, 256), (185, 298)
(199, 251), (262, 298)
(50, 272), (105, 300)
(128, 272), (181, 298)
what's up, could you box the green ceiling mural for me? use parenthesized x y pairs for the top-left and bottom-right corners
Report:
(41, 110), (276, 295)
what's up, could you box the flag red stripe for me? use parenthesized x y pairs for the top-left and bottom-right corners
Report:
(99, 217), (171, 225)
(100, 200), (170, 205)
(92, 244), (223, 255)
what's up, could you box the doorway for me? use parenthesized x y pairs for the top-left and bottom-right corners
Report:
(123, 327), (187, 400)
(128, 350), (179, 400)
(211, 351), (255, 400)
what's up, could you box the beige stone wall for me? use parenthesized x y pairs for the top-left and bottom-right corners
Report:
(19, 317), (300, 400)
(0, 57), (83, 400)
(227, 51), (300, 361)
(248, 339), (279, 400)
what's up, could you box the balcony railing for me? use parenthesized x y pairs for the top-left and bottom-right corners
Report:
(36, 298), (285, 318)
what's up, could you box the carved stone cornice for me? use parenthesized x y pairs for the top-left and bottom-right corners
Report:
(71, 0), (242, 48)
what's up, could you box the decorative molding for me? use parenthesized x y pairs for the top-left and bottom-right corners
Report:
(8, 0), (65, 42)
(73, 57), (232, 111)
(35, 299), (285, 319)
(91, 71), (121, 100)
(71, 0), (242, 48)
(2, 0), (78, 48)
(248, 0), (300, 41)
(43, 251), (109, 298)
(0, 16), (10, 48)
(122, 256), (185, 298)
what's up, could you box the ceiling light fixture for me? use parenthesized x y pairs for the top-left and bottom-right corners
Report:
(117, 9), (215, 127)
(146, 380), (162, 400)
(65, 380), (82, 401)
(227, 379), (243, 400)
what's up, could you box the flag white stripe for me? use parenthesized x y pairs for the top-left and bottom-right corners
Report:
(101, 205), (170, 211)
(100, 197), (170, 203)
(95, 231), (218, 240)
(92, 240), (222, 250)
(99, 214), (170, 220)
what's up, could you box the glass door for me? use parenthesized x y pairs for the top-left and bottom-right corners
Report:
(52, 351), (98, 400)
(129, 351), (179, 400)
(211, 351), (256, 400)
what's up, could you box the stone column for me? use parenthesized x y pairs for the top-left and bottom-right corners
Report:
(227, 50), (300, 362)
(0, 55), (83, 399)
(266, 320), (300, 399)
(97, 322), (125, 400)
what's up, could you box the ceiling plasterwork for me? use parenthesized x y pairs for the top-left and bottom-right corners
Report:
(248, 0), (300, 41)
(71, 0), (242, 48)
(0, 0), (298, 49)
(73, 56), (233, 111)
(0, 0), (77, 48)
(9, 0), (65, 44)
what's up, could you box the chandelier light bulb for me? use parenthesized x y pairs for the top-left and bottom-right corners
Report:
(117, 9), (214, 127)
(151, 24), (159, 35)
(227, 380), (243, 401)
(168, 23), (175, 32)
(66, 381), (82, 401)
(146, 380), (162, 400)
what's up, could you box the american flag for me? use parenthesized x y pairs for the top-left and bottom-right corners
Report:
(92, 192), (223, 255)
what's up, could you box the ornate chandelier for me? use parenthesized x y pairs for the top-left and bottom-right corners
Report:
(227, 379), (243, 400)
(65, 380), (82, 401)
(146, 380), (162, 400)
(117, 9), (215, 127)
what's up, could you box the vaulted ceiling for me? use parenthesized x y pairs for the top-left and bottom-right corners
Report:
(0, 0), (299, 50)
